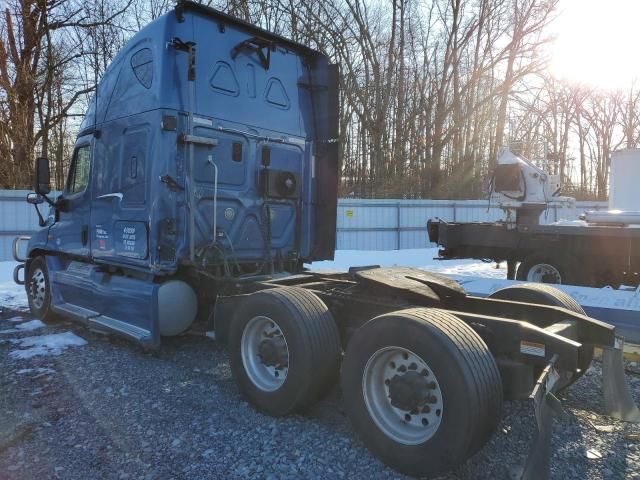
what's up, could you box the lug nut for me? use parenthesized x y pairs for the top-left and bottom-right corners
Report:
(408, 362), (417, 370)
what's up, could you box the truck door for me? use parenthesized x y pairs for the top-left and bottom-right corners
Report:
(90, 124), (151, 266)
(49, 136), (93, 257)
(190, 123), (246, 251)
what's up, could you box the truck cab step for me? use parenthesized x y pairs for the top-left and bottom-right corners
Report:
(89, 315), (153, 344)
(53, 302), (99, 321)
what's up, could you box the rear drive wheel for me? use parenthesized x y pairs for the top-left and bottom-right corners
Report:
(26, 256), (58, 323)
(341, 308), (503, 478)
(228, 287), (341, 416)
(489, 283), (593, 390)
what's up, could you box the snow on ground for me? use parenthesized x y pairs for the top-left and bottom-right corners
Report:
(0, 261), (28, 311)
(0, 268), (88, 359)
(9, 331), (88, 360)
(309, 247), (506, 279)
(0, 319), (45, 335)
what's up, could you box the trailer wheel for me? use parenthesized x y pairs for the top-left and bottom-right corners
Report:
(26, 257), (58, 323)
(228, 287), (341, 416)
(489, 283), (593, 390)
(341, 308), (503, 478)
(516, 256), (569, 284)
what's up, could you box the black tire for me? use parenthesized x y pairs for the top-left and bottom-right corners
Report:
(228, 287), (341, 416)
(516, 255), (570, 284)
(340, 308), (503, 478)
(489, 283), (593, 390)
(25, 256), (58, 323)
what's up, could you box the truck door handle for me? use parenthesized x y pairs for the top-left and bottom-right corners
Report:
(96, 192), (123, 201)
(178, 134), (219, 147)
(81, 225), (89, 246)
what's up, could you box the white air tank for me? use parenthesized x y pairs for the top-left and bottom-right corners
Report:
(610, 149), (640, 211)
(157, 280), (198, 336)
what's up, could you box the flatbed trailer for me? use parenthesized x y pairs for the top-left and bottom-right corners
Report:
(428, 219), (640, 287)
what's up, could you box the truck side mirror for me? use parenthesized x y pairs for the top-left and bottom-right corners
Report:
(35, 157), (51, 195)
(26, 193), (44, 205)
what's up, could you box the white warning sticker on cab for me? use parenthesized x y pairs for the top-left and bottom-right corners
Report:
(520, 340), (546, 357)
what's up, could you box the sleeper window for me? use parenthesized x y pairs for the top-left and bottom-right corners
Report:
(131, 48), (153, 89)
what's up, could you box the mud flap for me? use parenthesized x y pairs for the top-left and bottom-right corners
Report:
(602, 336), (640, 423)
(210, 293), (251, 346)
(519, 355), (564, 480)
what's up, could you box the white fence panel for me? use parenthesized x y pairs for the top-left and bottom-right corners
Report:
(0, 190), (44, 261)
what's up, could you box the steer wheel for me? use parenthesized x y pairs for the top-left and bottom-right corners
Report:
(25, 256), (58, 323)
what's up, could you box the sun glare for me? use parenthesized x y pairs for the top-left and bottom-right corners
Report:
(551, 0), (640, 90)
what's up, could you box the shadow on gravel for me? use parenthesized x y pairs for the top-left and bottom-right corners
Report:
(1, 308), (639, 480)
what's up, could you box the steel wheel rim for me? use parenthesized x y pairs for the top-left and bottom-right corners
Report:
(362, 346), (443, 445)
(29, 267), (47, 309)
(526, 263), (562, 283)
(240, 316), (289, 392)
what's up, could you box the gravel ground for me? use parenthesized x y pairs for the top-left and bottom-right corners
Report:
(0, 307), (639, 480)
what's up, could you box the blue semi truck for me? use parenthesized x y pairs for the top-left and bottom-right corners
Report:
(11, 2), (640, 478)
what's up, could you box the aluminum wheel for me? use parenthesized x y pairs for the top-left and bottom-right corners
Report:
(362, 346), (443, 445)
(29, 267), (47, 309)
(526, 263), (562, 283)
(240, 316), (289, 392)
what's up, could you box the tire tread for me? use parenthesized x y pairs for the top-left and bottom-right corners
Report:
(406, 308), (502, 456)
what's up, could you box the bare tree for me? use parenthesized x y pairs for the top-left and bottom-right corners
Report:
(0, 0), (131, 188)
(2, 0), (638, 200)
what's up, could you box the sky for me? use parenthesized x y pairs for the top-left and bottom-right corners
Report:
(551, 0), (640, 90)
